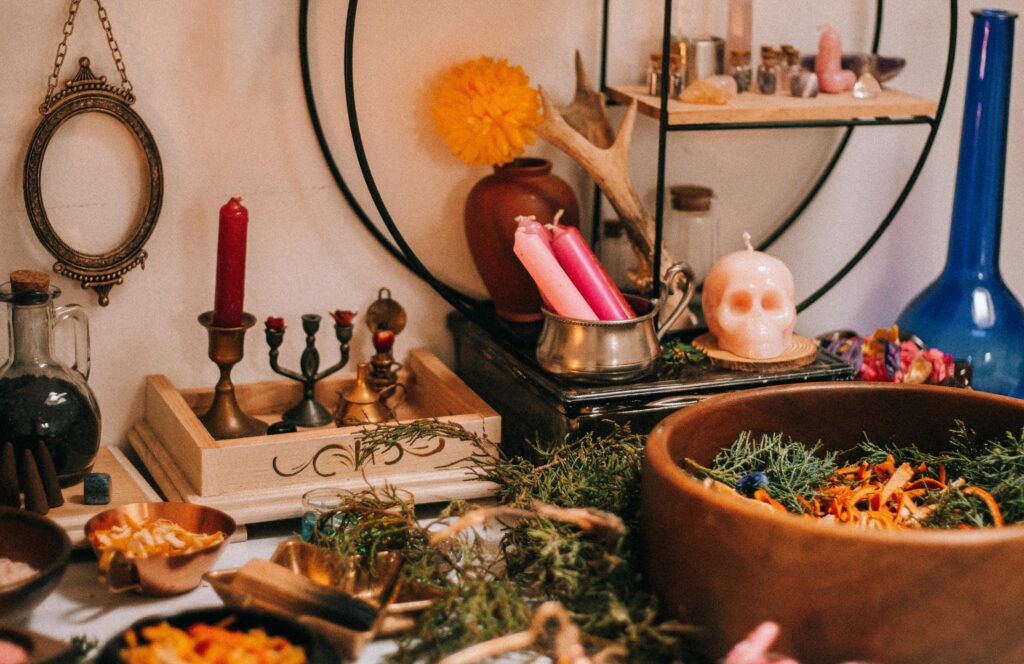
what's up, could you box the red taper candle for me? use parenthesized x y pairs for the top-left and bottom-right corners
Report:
(213, 197), (249, 327)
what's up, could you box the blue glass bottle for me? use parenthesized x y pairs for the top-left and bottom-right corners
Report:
(898, 9), (1024, 397)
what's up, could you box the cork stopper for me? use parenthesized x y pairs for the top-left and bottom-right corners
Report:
(670, 185), (714, 212)
(10, 270), (49, 294)
(730, 49), (752, 67)
(781, 44), (801, 66)
(650, 52), (683, 71)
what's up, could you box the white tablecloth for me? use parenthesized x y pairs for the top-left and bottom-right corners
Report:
(25, 522), (397, 662)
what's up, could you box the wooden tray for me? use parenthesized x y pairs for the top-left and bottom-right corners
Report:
(128, 349), (499, 525)
(50, 446), (161, 547)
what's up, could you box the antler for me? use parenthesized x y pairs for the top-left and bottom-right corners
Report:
(537, 55), (697, 328)
(537, 86), (657, 286)
(559, 51), (615, 149)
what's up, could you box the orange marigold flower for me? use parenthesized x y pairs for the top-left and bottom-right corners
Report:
(431, 56), (541, 167)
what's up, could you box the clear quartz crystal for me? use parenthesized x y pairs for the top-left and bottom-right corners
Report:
(853, 73), (881, 99)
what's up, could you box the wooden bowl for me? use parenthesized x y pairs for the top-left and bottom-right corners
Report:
(0, 508), (72, 622)
(95, 606), (338, 664)
(84, 502), (235, 596)
(643, 382), (1024, 664)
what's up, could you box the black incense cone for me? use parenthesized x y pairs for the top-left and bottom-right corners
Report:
(34, 441), (64, 508)
(21, 449), (49, 515)
(0, 442), (18, 507)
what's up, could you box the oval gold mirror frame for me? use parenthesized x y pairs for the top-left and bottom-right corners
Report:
(24, 57), (163, 306)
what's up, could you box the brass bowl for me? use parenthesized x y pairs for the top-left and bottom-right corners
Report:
(644, 383), (1024, 663)
(0, 508), (72, 622)
(205, 539), (409, 659)
(84, 502), (235, 596)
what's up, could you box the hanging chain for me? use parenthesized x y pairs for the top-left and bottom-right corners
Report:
(45, 0), (133, 104)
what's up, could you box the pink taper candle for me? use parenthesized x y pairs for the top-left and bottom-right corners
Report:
(815, 24), (856, 93)
(213, 197), (249, 327)
(548, 215), (634, 321)
(514, 218), (597, 320)
(514, 216), (556, 311)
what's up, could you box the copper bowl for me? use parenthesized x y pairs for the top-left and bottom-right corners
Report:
(84, 502), (235, 596)
(0, 508), (71, 622)
(643, 383), (1024, 664)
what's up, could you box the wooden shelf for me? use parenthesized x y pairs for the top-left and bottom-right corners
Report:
(606, 84), (937, 128)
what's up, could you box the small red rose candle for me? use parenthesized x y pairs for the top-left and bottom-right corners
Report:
(265, 316), (285, 333)
(330, 309), (357, 327)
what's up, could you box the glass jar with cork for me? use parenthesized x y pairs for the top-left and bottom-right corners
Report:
(667, 186), (719, 287)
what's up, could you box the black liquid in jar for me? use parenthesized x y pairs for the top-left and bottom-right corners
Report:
(0, 374), (100, 486)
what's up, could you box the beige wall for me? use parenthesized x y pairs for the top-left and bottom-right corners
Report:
(1, 1), (1022, 445)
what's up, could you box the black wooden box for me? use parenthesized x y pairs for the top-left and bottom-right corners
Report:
(449, 313), (854, 456)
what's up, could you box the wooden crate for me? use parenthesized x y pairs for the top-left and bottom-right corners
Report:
(128, 349), (499, 525)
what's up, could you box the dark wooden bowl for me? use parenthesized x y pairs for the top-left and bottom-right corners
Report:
(95, 606), (338, 664)
(643, 382), (1024, 664)
(0, 508), (72, 622)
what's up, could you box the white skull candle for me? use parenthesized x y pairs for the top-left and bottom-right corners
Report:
(702, 233), (796, 359)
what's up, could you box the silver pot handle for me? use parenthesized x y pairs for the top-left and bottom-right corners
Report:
(655, 262), (696, 341)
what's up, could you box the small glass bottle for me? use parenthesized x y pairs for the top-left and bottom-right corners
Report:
(667, 185), (719, 286)
(598, 219), (635, 291)
(648, 53), (684, 98)
(758, 50), (779, 95)
(730, 50), (752, 92)
(779, 45), (802, 94)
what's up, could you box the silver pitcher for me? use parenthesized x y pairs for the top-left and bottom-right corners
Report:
(536, 262), (696, 383)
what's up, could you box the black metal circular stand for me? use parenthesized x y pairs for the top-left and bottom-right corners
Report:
(299, 0), (958, 334)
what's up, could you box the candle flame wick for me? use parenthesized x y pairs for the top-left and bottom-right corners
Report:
(552, 209), (565, 227)
(515, 215), (537, 226)
(743, 232), (754, 251)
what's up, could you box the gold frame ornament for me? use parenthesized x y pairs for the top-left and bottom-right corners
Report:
(23, 0), (162, 306)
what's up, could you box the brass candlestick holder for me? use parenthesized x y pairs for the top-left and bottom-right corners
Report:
(198, 311), (267, 439)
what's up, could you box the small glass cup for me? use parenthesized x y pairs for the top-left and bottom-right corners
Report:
(300, 487), (349, 541)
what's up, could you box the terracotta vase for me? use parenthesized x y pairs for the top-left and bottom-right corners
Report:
(464, 158), (580, 322)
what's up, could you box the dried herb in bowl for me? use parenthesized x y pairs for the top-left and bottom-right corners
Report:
(686, 422), (1024, 529)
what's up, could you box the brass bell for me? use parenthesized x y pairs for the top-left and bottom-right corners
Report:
(334, 362), (392, 427)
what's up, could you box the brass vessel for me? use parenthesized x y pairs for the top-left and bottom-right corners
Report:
(335, 363), (392, 426)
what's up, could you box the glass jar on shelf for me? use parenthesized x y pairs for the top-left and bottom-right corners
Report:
(667, 185), (719, 287)
(598, 219), (635, 291)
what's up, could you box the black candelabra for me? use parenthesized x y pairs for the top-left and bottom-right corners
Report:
(265, 313), (353, 427)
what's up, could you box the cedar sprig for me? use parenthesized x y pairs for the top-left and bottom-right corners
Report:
(660, 340), (707, 367)
(688, 431), (839, 513)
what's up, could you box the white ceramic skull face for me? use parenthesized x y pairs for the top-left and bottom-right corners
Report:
(702, 248), (796, 359)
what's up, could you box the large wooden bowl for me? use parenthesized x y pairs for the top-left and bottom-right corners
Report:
(643, 382), (1024, 664)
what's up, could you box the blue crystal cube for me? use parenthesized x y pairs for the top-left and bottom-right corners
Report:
(84, 472), (111, 505)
